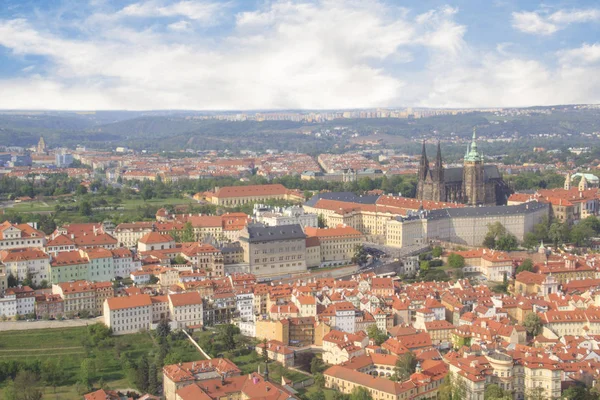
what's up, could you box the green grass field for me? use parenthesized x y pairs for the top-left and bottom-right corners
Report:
(0, 326), (204, 399)
(119, 197), (196, 210)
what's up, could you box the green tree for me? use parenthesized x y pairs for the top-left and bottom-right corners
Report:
(516, 259), (534, 274)
(350, 386), (373, 400)
(79, 358), (96, 391)
(310, 389), (327, 400)
(496, 233), (519, 251)
(181, 222), (195, 242)
(447, 253), (465, 269)
(571, 222), (595, 247)
(522, 232), (539, 250)
(318, 214), (327, 228)
(156, 318), (171, 338)
(483, 221), (507, 249)
(136, 355), (150, 392)
(525, 386), (546, 400)
(523, 313), (543, 337)
(148, 361), (159, 395)
(262, 339), (269, 363)
(314, 373), (325, 388)
(7, 273), (18, 288)
(366, 324), (388, 346)
(352, 245), (369, 267)
(432, 246), (443, 258)
(484, 383), (512, 399)
(141, 186), (154, 201)
(310, 356), (323, 374)
(76, 185), (88, 195)
(218, 324), (240, 351)
(173, 254), (187, 265)
(5, 370), (43, 400)
(393, 351), (417, 382)
(419, 260), (430, 271)
(549, 221), (569, 248)
(79, 200), (92, 216)
(42, 358), (65, 392)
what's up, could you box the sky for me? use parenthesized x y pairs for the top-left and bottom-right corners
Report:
(0, 0), (599, 110)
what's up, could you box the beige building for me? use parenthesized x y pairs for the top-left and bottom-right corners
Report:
(204, 184), (303, 206)
(239, 224), (307, 278)
(386, 202), (549, 248)
(52, 280), (113, 316)
(305, 225), (363, 267)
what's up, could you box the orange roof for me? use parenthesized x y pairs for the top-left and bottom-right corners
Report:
(213, 184), (291, 198)
(304, 225), (362, 238)
(0, 248), (48, 262)
(50, 250), (87, 266)
(46, 234), (75, 247)
(106, 294), (152, 310)
(169, 292), (202, 307)
(139, 232), (174, 244)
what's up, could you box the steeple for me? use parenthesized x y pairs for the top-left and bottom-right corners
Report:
(434, 141), (444, 182)
(564, 172), (571, 190)
(464, 127), (482, 163)
(419, 140), (430, 179)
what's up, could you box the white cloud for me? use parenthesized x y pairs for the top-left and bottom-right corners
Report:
(0, 1), (598, 110)
(168, 20), (191, 31)
(559, 43), (600, 65)
(120, 0), (223, 22)
(512, 8), (600, 35)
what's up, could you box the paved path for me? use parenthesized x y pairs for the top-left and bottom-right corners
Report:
(183, 330), (212, 359)
(0, 317), (103, 331)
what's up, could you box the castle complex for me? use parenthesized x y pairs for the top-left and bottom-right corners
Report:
(416, 129), (511, 206)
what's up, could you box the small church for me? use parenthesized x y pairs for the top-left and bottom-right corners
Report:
(416, 129), (511, 206)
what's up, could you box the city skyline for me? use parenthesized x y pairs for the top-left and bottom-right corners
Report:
(0, 0), (598, 110)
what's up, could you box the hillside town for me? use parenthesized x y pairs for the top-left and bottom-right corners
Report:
(4, 138), (600, 400)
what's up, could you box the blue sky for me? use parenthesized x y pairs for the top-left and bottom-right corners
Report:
(0, 0), (598, 110)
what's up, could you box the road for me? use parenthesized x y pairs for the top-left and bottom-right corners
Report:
(0, 316), (103, 331)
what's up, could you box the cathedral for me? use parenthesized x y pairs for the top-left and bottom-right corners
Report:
(416, 129), (510, 206)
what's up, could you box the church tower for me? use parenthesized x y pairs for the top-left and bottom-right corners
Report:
(432, 141), (446, 201)
(416, 141), (430, 200)
(564, 173), (572, 190)
(462, 128), (485, 206)
(37, 136), (47, 154)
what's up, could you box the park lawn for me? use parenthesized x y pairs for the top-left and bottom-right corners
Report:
(9, 201), (56, 212)
(120, 197), (195, 210)
(297, 385), (338, 400)
(0, 326), (204, 397)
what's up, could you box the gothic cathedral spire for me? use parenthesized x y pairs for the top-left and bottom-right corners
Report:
(435, 141), (444, 182)
(419, 140), (429, 180)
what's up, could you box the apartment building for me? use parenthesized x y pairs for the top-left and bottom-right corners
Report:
(254, 205), (318, 228)
(52, 280), (114, 316)
(0, 221), (46, 250)
(0, 248), (51, 285)
(82, 248), (115, 282)
(254, 340), (295, 367)
(168, 292), (203, 329)
(304, 225), (363, 266)
(239, 224), (307, 278)
(138, 232), (175, 252)
(104, 294), (153, 335)
(205, 184), (303, 206)
(0, 286), (34, 317)
(50, 250), (89, 284)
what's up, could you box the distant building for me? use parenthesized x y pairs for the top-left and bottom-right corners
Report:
(254, 205), (318, 228)
(55, 152), (74, 167)
(239, 224), (307, 278)
(203, 184), (304, 206)
(416, 130), (511, 206)
(37, 136), (47, 154)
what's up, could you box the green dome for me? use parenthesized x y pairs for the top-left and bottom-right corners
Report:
(464, 127), (482, 162)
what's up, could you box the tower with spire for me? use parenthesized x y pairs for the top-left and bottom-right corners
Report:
(462, 127), (485, 206)
(416, 141), (445, 202)
(37, 136), (47, 154)
(415, 128), (509, 205)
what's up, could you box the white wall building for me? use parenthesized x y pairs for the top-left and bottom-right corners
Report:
(104, 294), (153, 335)
(254, 206), (318, 229)
(168, 292), (203, 329)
